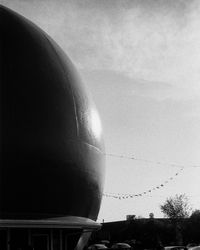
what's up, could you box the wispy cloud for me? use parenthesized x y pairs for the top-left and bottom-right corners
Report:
(2, 0), (200, 95)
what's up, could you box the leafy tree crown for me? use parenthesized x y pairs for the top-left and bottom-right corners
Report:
(160, 194), (191, 219)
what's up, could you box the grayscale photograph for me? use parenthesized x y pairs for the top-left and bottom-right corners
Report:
(0, 1), (200, 250)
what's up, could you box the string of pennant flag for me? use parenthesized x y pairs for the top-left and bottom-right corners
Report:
(103, 152), (200, 168)
(103, 166), (184, 199)
(102, 152), (200, 199)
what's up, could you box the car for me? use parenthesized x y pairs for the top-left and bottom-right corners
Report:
(187, 244), (197, 249)
(164, 246), (186, 250)
(188, 247), (200, 250)
(111, 242), (132, 249)
(88, 244), (108, 250)
(100, 240), (110, 247)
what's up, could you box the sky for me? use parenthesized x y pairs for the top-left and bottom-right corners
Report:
(1, 0), (200, 222)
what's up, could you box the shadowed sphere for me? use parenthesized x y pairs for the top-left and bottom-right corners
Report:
(0, 5), (105, 221)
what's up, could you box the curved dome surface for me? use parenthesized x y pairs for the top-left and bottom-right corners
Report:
(0, 6), (105, 221)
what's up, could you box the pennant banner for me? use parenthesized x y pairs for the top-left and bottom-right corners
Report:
(104, 152), (200, 169)
(103, 167), (184, 199)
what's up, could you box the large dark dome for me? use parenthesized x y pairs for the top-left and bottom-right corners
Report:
(0, 6), (105, 221)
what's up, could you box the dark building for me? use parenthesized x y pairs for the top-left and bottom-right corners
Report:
(91, 217), (200, 248)
(0, 5), (105, 250)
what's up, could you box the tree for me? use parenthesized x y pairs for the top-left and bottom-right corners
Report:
(160, 194), (191, 245)
(188, 209), (200, 242)
(190, 209), (200, 220)
(149, 213), (154, 219)
(160, 194), (191, 219)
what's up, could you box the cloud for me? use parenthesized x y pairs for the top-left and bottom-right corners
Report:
(2, 0), (200, 96)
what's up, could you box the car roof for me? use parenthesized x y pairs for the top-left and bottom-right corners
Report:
(188, 247), (200, 250)
(88, 244), (108, 249)
(112, 243), (131, 248)
(165, 246), (185, 250)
